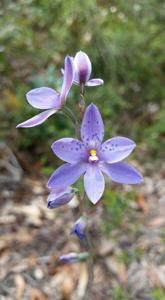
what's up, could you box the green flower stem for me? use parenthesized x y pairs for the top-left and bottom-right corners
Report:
(77, 191), (94, 300)
(79, 84), (85, 114)
(62, 106), (80, 139)
(76, 84), (94, 298)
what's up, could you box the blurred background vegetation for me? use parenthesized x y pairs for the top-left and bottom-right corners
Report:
(0, 0), (164, 175)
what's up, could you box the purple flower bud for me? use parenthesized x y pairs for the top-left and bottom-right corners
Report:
(59, 252), (89, 264)
(74, 51), (92, 84)
(71, 216), (86, 240)
(47, 186), (77, 209)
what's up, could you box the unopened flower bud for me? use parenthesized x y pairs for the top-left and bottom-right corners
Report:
(71, 216), (86, 240)
(59, 252), (89, 264)
(47, 186), (77, 209)
(74, 51), (91, 84)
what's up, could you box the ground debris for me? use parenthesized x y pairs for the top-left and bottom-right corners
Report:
(0, 161), (165, 299)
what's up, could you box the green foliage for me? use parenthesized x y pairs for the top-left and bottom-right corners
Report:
(113, 286), (130, 300)
(143, 109), (165, 157)
(0, 0), (164, 166)
(151, 288), (165, 300)
(101, 190), (134, 234)
(118, 246), (144, 268)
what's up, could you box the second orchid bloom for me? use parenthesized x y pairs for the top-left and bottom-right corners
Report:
(17, 51), (103, 128)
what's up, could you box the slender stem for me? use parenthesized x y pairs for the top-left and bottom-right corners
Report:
(62, 106), (80, 138)
(62, 106), (78, 124)
(78, 190), (85, 217)
(79, 84), (85, 114)
(77, 192), (94, 300)
(83, 228), (94, 300)
(76, 84), (94, 299)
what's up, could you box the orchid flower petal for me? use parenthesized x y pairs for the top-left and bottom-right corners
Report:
(59, 252), (89, 264)
(60, 56), (74, 104)
(73, 79), (80, 85)
(47, 187), (77, 209)
(71, 216), (86, 240)
(47, 162), (87, 189)
(59, 252), (78, 263)
(74, 51), (91, 84)
(100, 162), (143, 184)
(86, 78), (104, 86)
(81, 103), (104, 147)
(73, 74), (80, 84)
(99, 137), (136, 163)
(84, 164), (105, 204)
(62, 65), (78, 85)
(51, 138), (86, 163)
(26, 87), (60, 109)
(16, 108), (57, 128)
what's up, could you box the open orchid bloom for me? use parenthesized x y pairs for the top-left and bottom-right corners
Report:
(71, 216), (86, 240)
(73, 51), (104, 87)
(47, 186), (77, 209)
(48, 104), (143, 204)
(16, 56), (73, 128)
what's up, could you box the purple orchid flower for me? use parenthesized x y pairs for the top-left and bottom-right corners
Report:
(71, 216), (86, 240)
(16, 56), (73, 128)
(47, 104), (143, 204)
(59, 252), (89, 264)
(73, 51), (104, 87)
(47, 186), (77, 209)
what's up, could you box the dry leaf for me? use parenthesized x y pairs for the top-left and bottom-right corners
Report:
(14, 274), (25, 299)
(136, 194), (148, 213)
(29, 288), (48, 300)
(147, 217), (165, 227)
(77, 263), (88, 299)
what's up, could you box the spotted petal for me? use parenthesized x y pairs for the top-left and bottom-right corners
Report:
(60, 56), (74, 105)
(51, 138), (86, 164)
(47, 163), (87, 189)
(99, 137), (136, 163)
(100, 162), (143, 184)
(86, 78), (104, 86)
(16, 109), (57, 128)
(84, 164), (105, 204)
(81, 103), (104, 147)
(26, 87), (60, 109)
